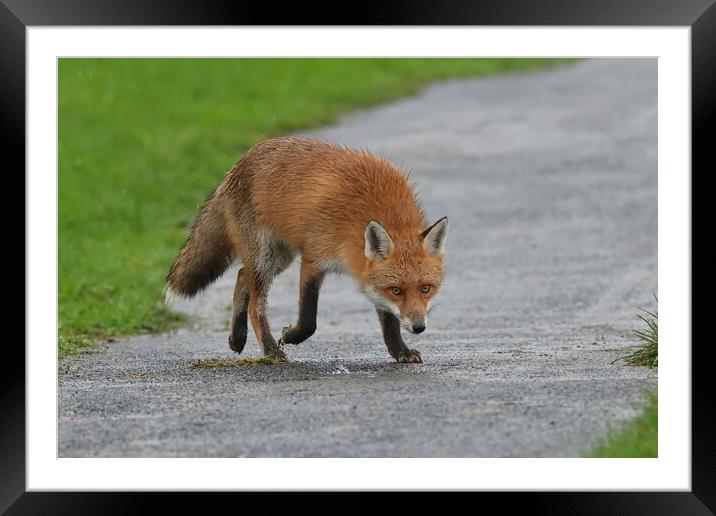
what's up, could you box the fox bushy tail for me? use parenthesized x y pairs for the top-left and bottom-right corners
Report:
(165, 189), (234, 300)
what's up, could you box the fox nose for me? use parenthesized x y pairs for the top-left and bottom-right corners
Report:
(412, 323), (426, 334)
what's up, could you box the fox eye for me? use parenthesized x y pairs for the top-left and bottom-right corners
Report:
(421, 285), (431, 294)
(391, 287), (402, 296)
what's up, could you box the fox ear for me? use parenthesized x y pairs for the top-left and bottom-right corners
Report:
(422, 216), (448, 257)
(365, 221), (394, 262)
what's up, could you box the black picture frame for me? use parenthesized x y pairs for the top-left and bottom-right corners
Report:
(4, 1), (710, 513)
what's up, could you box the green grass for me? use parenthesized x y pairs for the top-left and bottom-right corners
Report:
(614, 298), (658, 368)
(624, 307), (658, 367)
(591, 300), (658, 457)
(589, 392), (658, 457)
(59, 58), (572, 352)
(58, 331), (97, 358)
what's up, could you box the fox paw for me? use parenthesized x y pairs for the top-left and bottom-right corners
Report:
(280, 324), (315, 345)
(267, 347), (289, 363)
(280, 325), (294, 343)
(228, 332), (247, 354)
(394, 349), (423, 364)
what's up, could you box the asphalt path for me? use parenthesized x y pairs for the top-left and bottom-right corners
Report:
(59, 59), (657, 457)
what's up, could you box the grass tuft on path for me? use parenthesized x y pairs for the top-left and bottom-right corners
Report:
(592, 300), (658, 457)
(623, 308), (658, 367)
(614, 297), (658, 368)
(59, 58), (572, 353)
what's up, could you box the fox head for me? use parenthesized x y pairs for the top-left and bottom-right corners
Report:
(361, 217), (448, 334)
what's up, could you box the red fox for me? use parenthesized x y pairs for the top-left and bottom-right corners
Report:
(166, 137), (448, 363)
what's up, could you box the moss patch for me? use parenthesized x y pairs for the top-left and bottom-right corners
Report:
(192, 356), (281, 368)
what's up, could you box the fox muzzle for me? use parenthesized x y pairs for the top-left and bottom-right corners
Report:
(402, 315), (427, 334)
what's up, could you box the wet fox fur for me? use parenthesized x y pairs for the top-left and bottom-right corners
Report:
(165, 137), (448, 363)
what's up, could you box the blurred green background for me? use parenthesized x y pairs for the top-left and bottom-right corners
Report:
(58, 58), (569, 354)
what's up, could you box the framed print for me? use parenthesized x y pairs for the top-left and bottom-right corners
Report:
(6, 0), (710, 513)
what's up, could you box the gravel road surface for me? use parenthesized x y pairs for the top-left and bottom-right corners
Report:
(59, 59), (657, 457)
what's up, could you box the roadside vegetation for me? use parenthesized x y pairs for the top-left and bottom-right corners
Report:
(59, 58), (571, 354)
(591, 300), (658, 457)
(621, 304), (658, 367)
(589, 392), (657, 457)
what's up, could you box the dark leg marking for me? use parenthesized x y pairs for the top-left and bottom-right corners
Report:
(376, 309), (423, 364)
(280, 271), (325, 345)
(228, 267), (249, 353)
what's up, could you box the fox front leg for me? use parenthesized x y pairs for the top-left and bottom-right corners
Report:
(280, 262), (325, 346)
(376, 308), (423, 364)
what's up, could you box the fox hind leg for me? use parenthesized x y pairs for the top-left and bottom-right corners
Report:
(245, 235), (296, 361)
(228, 267), (249, 353)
